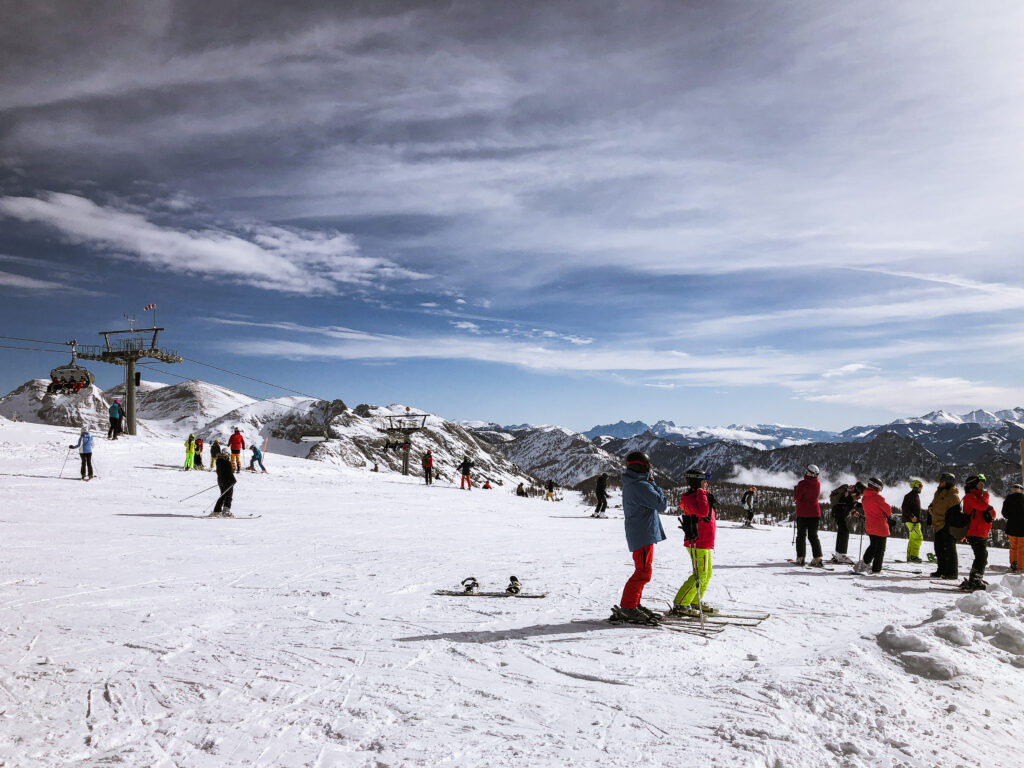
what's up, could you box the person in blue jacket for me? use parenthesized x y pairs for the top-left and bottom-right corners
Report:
(611, 451), (667, 624)
(248, 444), (267, 473)
(107, 400), (122, 440)
(69, 427), (95, 480)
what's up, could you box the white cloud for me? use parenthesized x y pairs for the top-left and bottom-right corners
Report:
(0, 192), (427, 295)
(451, 321), (482, 334)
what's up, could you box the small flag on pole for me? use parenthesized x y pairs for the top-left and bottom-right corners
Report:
(144, 303), (156, 311)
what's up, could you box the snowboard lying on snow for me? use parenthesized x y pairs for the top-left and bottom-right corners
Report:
(434, 576), (546, 598)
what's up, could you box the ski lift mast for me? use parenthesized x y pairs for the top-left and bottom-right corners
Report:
(379, 407), (428, 475)
(76, 315), (183, 436)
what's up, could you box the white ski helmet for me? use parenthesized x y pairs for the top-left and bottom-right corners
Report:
(805, 464), (820, 477)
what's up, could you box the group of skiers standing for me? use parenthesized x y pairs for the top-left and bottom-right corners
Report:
(183, 428), (265, 475)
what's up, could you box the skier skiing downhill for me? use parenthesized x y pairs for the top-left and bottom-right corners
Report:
(611, 451), (667, 624)
(854, 477), (891, 574)
(928, 473), (962, 580)
(69, 427), (94, 480)
(670, 468), (716, 617)
(901, 480), (925, 563)
(741, 486), (756, 527)
(1002, 483), (1024, 573)
(829, 482), (865, 564)
(961, 474), (995, 591)
(228, 428), (245, 473)
(211, 450), (237, 517)
(793, 465), (825, 567)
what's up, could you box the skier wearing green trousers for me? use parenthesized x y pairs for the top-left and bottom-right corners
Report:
(671, 468), (716, 616)
(901, 480), (924, 563)
(183, 434), (196, 470)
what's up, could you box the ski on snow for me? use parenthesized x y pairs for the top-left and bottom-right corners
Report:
(192, 514), (262, 519)
(571, 618), (723, 637)
(433, 590), (547, 598)
(785, 559), (835, 571)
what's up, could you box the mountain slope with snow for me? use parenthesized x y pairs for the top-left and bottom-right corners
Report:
(473, 424), (620, 487)
(0, 379), (110, 431)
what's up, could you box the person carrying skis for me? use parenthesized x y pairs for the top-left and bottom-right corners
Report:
(211, 450), (237, 517)
(1002, 483), (1024, 573)
(249, 444), (266, 473)
(545, 479), (555, 501)
(69, 427), (94, 480)
(183, 434), (196, 470)
(961, 474), (995, 591)
(741, 485), (757, 527)
(193, 438), (205, 469)
(107, 400), (122, 440)
(228, 428), (245, 473)
(422, 450), (433, 485)
(829, 482), (865, 564)
(854, 477), (891, 574)
(592, 472), (609, 518)
(611, 451), (667, 624)
(671, 468), (717, 616)
(794, 464), (825, 567)
(458, 456), (473, 490)
(928, 473), (962, 580)
(901, 479), (924, 563)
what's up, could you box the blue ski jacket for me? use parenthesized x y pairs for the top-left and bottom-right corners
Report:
(73, 431), (94, 454)
(621, 468), (667, 551)
(251, 446), (263, 460)
(108, 403), (121, 419)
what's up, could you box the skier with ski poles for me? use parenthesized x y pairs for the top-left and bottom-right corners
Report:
(210, 450), (237, 517)
(901, 479), (925, 563)
(592, 472), (609, 518)
(69, 427), (94, 480)
(670, 468), (717, 618)
(793, 464), (825, 567)
(741, 485), (756, 527)
(829, 482), (865, 564)
(610, 451), (667, 624)
(854, 477), (891, 574)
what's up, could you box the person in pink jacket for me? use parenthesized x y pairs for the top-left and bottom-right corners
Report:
(793, 465), (824, 567)
(961, 474), (995, 591)
(671, 468), (717, 616)
(854, 477), (891, 574)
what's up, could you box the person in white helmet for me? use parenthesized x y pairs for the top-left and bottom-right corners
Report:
(793, 464), (824, 567)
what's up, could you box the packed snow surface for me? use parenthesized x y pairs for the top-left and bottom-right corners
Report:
(2, 420), (1023, 767)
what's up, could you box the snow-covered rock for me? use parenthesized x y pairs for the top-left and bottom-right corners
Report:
(0, 379), (110, 432)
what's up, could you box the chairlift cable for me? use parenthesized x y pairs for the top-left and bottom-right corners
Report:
(0, 335), (69, 346)
(178, 355), (322, 401)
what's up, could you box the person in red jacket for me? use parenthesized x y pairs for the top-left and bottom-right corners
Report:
(854, 477), (891, 574)
(421, 449), (433, 485)
(961, 474), (995, 591)
(228, 428), (245, 474)
(793, 464), (824, 567)
(671, 468), (717, 616)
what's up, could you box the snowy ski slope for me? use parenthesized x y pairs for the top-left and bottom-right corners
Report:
(1, 419), (1023, 767)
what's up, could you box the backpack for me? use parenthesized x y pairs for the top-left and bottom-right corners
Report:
(829, 486), (848, 506)
(945, 502), (968, 529)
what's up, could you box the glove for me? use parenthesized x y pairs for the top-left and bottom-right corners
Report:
(68, 445), (75, 449)
(983, 507), (994, 523)
(679, 514), (698, 541)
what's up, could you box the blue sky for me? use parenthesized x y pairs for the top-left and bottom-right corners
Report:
(2, 1), (1024, 431)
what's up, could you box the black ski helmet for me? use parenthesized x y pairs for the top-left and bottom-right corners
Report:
(624, 451), (650, 473)
(684, 468), (708, 489)
(965, 474), (986, 491)
(937, 472), (956, 487)
(853, 481), (867, 494)
(867, 477), (883, 491)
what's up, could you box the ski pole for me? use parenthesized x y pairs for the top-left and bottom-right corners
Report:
(857, 514), (865, 562)
(59, 446), (72, 478)
(688, 541), (704, 630)
(178, 483), (219, 503)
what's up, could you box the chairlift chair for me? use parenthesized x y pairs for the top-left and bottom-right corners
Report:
(48, 341), (95, 393)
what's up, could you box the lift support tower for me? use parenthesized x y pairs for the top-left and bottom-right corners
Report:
(77, 321), (183, 436)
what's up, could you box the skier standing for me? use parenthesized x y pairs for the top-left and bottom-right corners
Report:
(671, 469), (717, 616)
(901, 480), (924, 563)
(422, 450), (433, 485)
(741, 486), (756, 527)
(107, 400), (122, 440)
(611, 451), (667, 624)
(1002, 483), (1024, 573)
(458, 456), (473, 490)
(592, 473), (609, 518)
(854, 477), (891, 574)
(961, 474), (995, 591)
(249, 444), (266, 473)
(516, 482), (528, 497)
(228, 428), (245, 473)
(69, 427), (94, 480)
(183, 434), (196, 470)
(793, 465), (824, 567)
(828, 482), (864, 563)
(211, 451), (237, 517)
(209, 439), (222, 471)
(193, 438), (205, 469)
(545, 479), (555, 501)
(928, 473), (962, 580)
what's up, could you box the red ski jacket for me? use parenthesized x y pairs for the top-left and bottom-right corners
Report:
(964, 489), (994, 538)
(228, 433), (245, 451)
(862, 488), (892, 537)
(794, 477), (821, 518)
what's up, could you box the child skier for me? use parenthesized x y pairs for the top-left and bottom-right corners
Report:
(901, 479), (924, 563)
(1002, 483), (1024, 573)
(69, 427), (94, 480)
(961, 474), (995, 591)
(854, 477), (891, 574)
(249, 444), (266, 473)
(611, 451), (667, 624)
(671, 468), (717, 616)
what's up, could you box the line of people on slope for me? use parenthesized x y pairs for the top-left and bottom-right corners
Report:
(183, 428), (266, 474)
(419, 451), (493, 490)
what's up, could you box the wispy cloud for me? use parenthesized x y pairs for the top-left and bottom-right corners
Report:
(0, 192), (427, 295)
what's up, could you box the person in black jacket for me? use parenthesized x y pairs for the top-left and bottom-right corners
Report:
(458, 457), (473, 490)
(829, 482), (865, 564)
(1003, 483), (1024, 573)
(741, 486), (757, 527)
(545, 479), (555, 501)
(592, 473), (609, 518)
(212, 453), (237, 517)
(901, 480), (924, 563)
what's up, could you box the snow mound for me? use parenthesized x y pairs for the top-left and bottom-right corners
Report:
(877, 576), (1024, 680)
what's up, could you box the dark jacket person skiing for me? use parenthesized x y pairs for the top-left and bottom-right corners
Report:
(592, 473), (609, 518)
(212, 452), (237, 517)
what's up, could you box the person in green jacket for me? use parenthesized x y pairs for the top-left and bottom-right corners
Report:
(183, 433), (196, 470)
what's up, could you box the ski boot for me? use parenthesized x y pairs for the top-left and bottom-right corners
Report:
(635, 604), (662, 623)
(930, 570), (942, 578)
(667, 603), (701, 618)
(461, 577), (479, 595)
(689, 601), (717, 615)
(610, 605), (659, 625)
(852, 560), (868, 573)
(926, 552), (938, 563)
(807, 557), (825, 568)
(831, 553), (854, 565)
(907, 556), (923, 564)
(1011, 562), (1020, 574)
(505, 576), (522, 595)
(794, 557), (805, 566)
